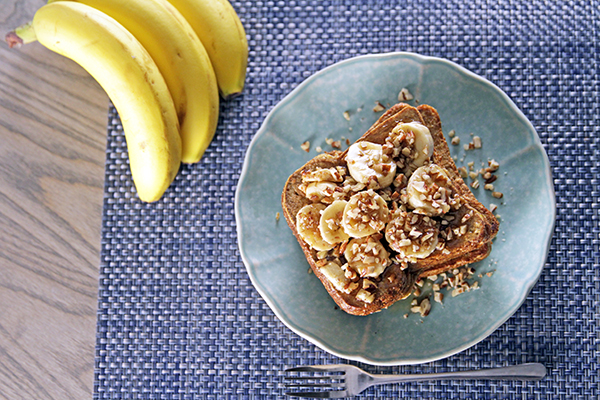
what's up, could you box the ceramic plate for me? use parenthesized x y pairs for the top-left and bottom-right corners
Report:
(235, 52), (555, 365)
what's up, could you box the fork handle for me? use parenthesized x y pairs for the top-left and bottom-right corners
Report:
(370, 363), (547, 385)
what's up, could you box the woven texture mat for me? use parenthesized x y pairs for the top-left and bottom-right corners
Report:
(94, 1), (599, 398)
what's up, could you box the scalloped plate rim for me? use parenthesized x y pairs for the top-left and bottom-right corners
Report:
(235, 51), (556, 365)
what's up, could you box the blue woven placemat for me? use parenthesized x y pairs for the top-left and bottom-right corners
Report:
(94, 1), (599, 398)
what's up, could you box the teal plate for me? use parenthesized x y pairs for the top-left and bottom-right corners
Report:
(235, 52), (555, 365)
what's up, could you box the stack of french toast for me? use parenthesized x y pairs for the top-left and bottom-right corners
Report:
(281, 103), (499, 316)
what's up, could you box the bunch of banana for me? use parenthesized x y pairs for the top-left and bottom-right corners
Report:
(6, 0), (248, 202)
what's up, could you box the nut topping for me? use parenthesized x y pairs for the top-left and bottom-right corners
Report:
(406, 163), (460, 216)
(385, 210), (439, 261)
(342, 190), (390, 238)
(344, 235), (390, 278)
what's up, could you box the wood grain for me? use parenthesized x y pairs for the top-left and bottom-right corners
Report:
(0, 1), (107, 398)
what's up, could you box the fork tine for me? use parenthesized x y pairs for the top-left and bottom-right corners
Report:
(285, 383), (336, 388)
(285, 365), (344, 373)
(284, 365), (348, 398)
(284, 375), (343, 383)
(285, 390), (348, 399)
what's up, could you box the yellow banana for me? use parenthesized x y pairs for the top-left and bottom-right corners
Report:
(31, 2), (181, 202)
(166, 0), (248, 98)
(48, 0), (219, 164)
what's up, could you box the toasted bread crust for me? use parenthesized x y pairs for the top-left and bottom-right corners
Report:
(282, 104), (499, 315)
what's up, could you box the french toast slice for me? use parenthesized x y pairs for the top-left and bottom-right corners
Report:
(281, 103), (498, 316)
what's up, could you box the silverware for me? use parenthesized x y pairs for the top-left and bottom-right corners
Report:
(284, 363), (547, 398)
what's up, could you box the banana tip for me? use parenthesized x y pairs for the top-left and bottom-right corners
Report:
(221, 91), (243, 101)
(5, 31), (23, 48)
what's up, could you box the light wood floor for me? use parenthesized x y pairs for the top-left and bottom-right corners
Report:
(1, 1), (107, 398)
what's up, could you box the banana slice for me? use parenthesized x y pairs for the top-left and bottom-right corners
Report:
(343, 236), (390, 278)
(319, 259), (358, 294)
(342, 190), (390, 238)
(391, 122), (434, 167)
(385, 210), (439, 261)
(319, 200), (350, 245)
(303, 181), (337, 203)
(296, 204), (334, 251)
(346, 141), (396, 188)
(300, 166), (346, 203)
(302, 166), (345, 183)
(406, 163), (456, 216)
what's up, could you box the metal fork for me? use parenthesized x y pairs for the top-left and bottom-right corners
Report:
(284, 363), (546, 398)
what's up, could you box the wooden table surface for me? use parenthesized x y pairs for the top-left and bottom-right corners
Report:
(1, 1), (107, 398)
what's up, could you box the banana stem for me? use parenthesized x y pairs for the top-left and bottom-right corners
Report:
(5, 22), (37, 48)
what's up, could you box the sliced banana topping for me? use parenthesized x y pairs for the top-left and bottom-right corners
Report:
(299, 166), (347, 203)
(406, 163), (458, 216)
(385, 210), (439, 261)
(319, 200), (350, 245)
(344, 235), (390, 278)
(342, 190), (390, 238)
(301, 166), (346, 183)
(346, 141), (396, 188)
(303, 181), (337, 203)
(319, 259), (358, 294)
(390, 122), (434, 168)
(296, 204), (334, 251)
